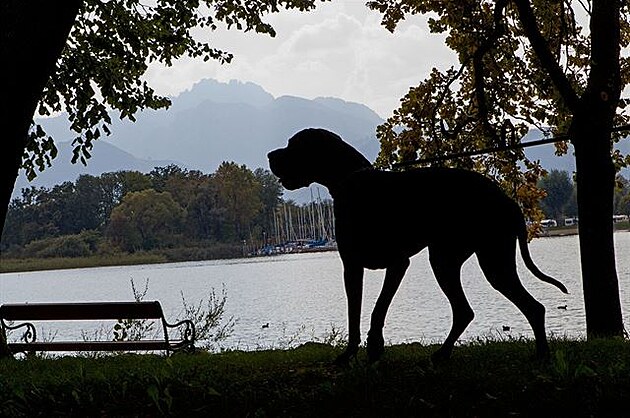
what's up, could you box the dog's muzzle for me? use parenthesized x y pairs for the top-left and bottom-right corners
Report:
(268, 149), (292, 188)
(267, 148), (305, 190)
(267, 149), (284, 176)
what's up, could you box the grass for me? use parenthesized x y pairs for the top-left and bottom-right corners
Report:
(1, 338), (628, 417)
(614, 220), (630, 230)
(0, 253), (168, 273)
(0, 244), (242, 273)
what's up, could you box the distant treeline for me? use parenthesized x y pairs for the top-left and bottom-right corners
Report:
(538, 169), (630, 222)
(1, 163), (311, 260)
(2, 166), (629, 262)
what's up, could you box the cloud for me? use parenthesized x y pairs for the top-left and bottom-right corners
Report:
(144, 3), (456, 118)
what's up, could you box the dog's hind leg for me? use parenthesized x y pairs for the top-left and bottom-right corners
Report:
(335, 262), (364, 366)
(477, 243), (549, 359)
(367, 258), (410, 363)
(429, 247), (474, 362)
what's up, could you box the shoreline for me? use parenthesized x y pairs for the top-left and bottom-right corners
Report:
(540, 222), (629, 237)
(2, 229), (628, 274)
(540, 227), (579, 237)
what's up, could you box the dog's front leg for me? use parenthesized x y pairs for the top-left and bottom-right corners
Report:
(335, 262), (364, 366)
(367, 258), (409, 363)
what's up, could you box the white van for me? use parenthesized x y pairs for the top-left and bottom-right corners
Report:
(564, 218), (578, 226)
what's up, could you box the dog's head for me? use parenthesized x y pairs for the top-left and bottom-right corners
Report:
(268, 128), (372, 191)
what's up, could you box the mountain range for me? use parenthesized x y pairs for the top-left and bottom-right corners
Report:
(14, 78), (629, 201)
(17, 79), (383, 202)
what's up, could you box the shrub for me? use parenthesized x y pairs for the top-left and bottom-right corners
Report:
(157, 243), (242, 262)
(114, 279), (235, 352)
(22, 233), (97, 258)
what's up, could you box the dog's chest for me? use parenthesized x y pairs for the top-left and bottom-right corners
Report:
(334, 205), (430, 268)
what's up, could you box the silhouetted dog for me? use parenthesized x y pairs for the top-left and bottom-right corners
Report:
(268, 128), (568, 364)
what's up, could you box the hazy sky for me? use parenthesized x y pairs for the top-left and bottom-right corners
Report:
(143, 2), (457, 118)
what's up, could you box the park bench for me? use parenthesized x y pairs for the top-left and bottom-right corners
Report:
(0, 301), (195, 356)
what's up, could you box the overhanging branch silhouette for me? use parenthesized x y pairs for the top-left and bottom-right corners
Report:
(393, 123), (630, 168)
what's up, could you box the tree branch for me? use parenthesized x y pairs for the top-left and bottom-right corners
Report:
(512, 0), (580, 112)
(585, 0), (621, 110)
(470, 0), (509, 145)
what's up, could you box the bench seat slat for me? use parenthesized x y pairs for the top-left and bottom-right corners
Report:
(0, 301), (164, 321)
(7, 340), (171, 352)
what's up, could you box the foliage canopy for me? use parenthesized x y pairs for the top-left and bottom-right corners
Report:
(538, 169), (574, 220)
(367, 0), (630, 225)
(24, 0), (325, 180)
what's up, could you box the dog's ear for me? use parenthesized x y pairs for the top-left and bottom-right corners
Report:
(323, 130), (372, 170)
(295, 128), (372, 170)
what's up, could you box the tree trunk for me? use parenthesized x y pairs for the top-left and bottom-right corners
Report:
(570, 0), (624, 339)
(0, 0), (81, 357)
(0, 0), (81, 236)
(573, 125), (624, 338)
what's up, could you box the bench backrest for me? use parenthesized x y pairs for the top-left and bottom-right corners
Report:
(0, 301), (164, 321)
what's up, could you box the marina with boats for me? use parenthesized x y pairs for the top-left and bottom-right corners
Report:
(249, 189), (629, 255)
(251, 188), (337, 256)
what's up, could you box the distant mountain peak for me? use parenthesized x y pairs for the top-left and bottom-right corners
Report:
(173, 78), (274, 110)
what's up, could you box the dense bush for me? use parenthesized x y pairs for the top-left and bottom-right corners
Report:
(2, 165), (284, 256)
(22, 231), (101, 258)
(156, 243), (242, 262)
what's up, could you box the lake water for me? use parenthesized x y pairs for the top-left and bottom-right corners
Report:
(1, 233), (628, 350)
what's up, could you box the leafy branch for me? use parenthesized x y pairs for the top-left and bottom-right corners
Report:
(24, 0), (326, 181)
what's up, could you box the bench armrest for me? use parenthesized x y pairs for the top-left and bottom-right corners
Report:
(163, 319), (196, 352)
(1, 320), (37, 344)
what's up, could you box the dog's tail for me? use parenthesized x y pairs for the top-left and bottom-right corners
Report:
(517, 213), (569, 294)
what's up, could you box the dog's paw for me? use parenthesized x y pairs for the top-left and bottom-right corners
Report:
(535, 339), (550, 356)
(534, 345), (551, 363)
(366, 332), (385, 363)
(367, 344), (384, 364)
(334, 346), (358, 367)
(430, 347), (452, 365)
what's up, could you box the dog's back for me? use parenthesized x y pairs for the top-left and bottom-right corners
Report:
(333, 167), (521, 268)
